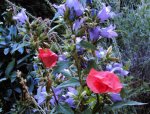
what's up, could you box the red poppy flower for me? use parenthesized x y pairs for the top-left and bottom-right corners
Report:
(38, 48), (58, 68)
(86, 68), (122, 94)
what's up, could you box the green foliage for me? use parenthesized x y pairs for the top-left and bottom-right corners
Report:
(114, 0), (150, 80)
(0, 0), (150, 113)
(57, 78), (80, 88)
(0, 11), (35, 113)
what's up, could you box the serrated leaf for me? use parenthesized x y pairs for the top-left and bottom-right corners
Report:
(79, 40), (96, 50)
(57, 78), (80, 88)
(56, 103), (74, 114)
(5, 59), (15, 77)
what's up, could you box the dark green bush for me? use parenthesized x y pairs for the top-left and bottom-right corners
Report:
(0, 10), (36, 113)
(114, 1), (150, 80)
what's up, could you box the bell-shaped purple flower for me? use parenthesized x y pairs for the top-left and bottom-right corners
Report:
(34, 86), (47, 105)
(106, 62), (129, 76)
(50, 88), (62, 106)
(73, 18), (84, 31)
(97, 4), (114, 22)
(66, 0), (84, 17)
(64, 87), (78, 108)
(58, 54), (67, 61)
(110, 93), (122, 102)
(100, 25), (118, 38)
(89, 27), (101, 41)
(33, 63), (39, 71)
(13, 9), (28, 24)
(54, 4), (66, 16)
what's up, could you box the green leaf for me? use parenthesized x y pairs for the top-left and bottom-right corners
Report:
(53, 61), (72, 74)
(57, 78), (80, 88)
(5, 59), (15, 77)
(0, 78), (7, 83)
(111, 101), (147, 110)
(60, 70), (72, 77)
(81, 108), (92, 114)
(10, 71), (17, 83)
(11, 42), (29, 54)
(0, 108), (2, 112)
(4, 48), (10, 55)
(56, 103), (74, 114)
(17, 54), (31, 65)
(79, 40), (96, 50)
(84, 59), (98, 74)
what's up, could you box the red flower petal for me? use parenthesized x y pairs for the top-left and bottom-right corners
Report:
(86, 68), (122, 94)
(38, 48), (58, 68)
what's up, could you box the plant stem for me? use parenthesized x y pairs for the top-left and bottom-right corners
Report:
(51, 87), (58, 105)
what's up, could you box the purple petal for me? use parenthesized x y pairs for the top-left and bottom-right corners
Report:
(89, 27), (100, 41)
(111, 67), (129, 76)
(68, 87), (78, 95)
(53, 88), (62, 95)
(58, 54), (67, 61)
(54, 4), (66, 16)
(66, 0), (84, 17)
(100, 25), (118, 38)
(97, 5), (112, 22)
(73, 18), (84, 31)
(113, 63), (123, 68)
(34, 86), (47, 105)
(65, 97), (75, 107)
(110, 93), (122, 102)
(13, 9), (28, 24)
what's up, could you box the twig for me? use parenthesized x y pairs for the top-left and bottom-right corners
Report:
(16, 70), (46, 114)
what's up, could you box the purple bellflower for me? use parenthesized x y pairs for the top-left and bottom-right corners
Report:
(64, 87), (78, 108)
(73, 18), (84, 32)
(97, 4), (114, 23)
(58, 54), (67, 61)
(53, 4), (66, 16)
(34, 86), (47, 105)
(66, 0), (84, 17)
(106, 62), (129, 76)
(95, 47), (107, 59)
(100, 25), (118, 38)
(89, 27), (101, 41)
(50, 88), (62, 106)
(33, 63), (39, 71)
(110, 93), (122, 102)
(13, 9), (28, 24)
